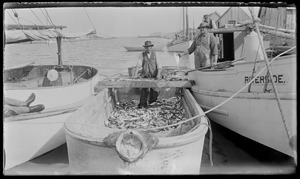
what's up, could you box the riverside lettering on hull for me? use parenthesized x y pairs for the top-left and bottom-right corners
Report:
(244, 74), (287, 85)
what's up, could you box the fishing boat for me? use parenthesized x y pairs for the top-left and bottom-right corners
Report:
(124, 44), (165, 52)
(64, 76), (209, 174)
(167, 7), (193, 52)
(187, 7), (296, 158)
(3, 14), (101, 169)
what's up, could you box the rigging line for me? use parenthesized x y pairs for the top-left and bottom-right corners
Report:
(6, 11), (18, 25)
(263, 9), (281, 93)
(30, 8), (44, 25)
(84, 8), (96, 31)
(44, 8), (56, 28)
(39, 8), (52, 27)
(11, 9), (24, 30)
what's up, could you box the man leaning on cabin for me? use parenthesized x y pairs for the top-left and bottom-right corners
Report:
(178, 22), (218, 68)
(134, 41), (162, 108)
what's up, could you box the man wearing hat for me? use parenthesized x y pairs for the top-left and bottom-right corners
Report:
(178, 22), (218, 68)
(134, 41), (161, 108)
(203, 14), (218, 29)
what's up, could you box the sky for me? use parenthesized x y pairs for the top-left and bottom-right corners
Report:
(4, 5), (260, 37)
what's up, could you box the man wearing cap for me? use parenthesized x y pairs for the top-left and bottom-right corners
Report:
(134, 41), (161, 108)
(178, 22), (218, 68)
(203, 14), (218, 29)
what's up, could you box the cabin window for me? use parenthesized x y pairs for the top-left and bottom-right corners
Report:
(228, 20), (236, 25)
(217, 33), (234, 62)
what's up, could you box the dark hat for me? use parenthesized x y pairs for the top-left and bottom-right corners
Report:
(143, 41), (154, 47)
(198, 22), (210, 29)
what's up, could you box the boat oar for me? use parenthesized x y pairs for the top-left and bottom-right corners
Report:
(185, 56), (246, 74)
(73, 70), (88, 83)
(185, 66), (211, 74)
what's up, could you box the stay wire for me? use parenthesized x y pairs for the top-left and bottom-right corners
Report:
(6, 11), (18, 25)
(44, 8), (56, 28)
(30, 8), (45, 26)
(84, 8), (96, 31)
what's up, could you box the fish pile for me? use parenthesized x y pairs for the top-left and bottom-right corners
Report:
(161, 69), (189, 81)
(105, 97), (187, 132)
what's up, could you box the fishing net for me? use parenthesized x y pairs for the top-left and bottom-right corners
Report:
(103, 129), (158, 163)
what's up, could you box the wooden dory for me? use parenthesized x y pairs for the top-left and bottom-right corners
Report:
(64, 82), (209, 174)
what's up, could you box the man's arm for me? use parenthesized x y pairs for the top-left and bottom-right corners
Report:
(178, 40), (196, 57)
(211, 20), (218, 29)
(133, 53), (143, 78)
(155, 53), (162, 79)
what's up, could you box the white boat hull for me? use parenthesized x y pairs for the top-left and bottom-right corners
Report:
(3, 65), (101, 170)
(167, 40), (193, 52)
(191, 88), (296, 157)
(188, 54), (296, 157)
(4, 70), (100, 109)
(65, 132), (206, 174)
(4, 112), (70, 170)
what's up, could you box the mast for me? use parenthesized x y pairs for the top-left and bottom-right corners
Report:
(186, 7), (189, 39)
(193, 18), (195, 39)
(56, 36), (62, 66)
(182, 7), (185, 38)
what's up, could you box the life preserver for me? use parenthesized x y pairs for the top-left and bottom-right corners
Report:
(47, 69), (59, 81)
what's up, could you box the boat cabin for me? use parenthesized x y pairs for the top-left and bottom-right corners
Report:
(210, 26), (261, 63)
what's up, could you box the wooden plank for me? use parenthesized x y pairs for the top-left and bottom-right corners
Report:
(209, 26), (248, 33)
(95, 79), (192, 88)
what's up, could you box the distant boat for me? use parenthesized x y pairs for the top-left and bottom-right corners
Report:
(167, 7), (193, 52)
(124, 44), (165, 52)
(93, 36), (117, 40)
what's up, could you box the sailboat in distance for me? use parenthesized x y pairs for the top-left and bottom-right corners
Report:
(167, 7), (193, 52)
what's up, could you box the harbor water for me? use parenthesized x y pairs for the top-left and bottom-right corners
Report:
(3, 37), (296, 175)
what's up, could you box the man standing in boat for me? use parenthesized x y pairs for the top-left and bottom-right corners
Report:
(134, 41), (162, 108)
(178, 22), (219, 68)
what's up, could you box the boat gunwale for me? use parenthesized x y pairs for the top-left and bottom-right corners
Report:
(191, 86), (296, 100)
(4, 64), (99, 90)
(188, 53), (296, 75)
(233, 53), (296, 66)
(64, 118), (208, 149)
(63, 88), (208, 149)
(3, 96), (91, 122)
